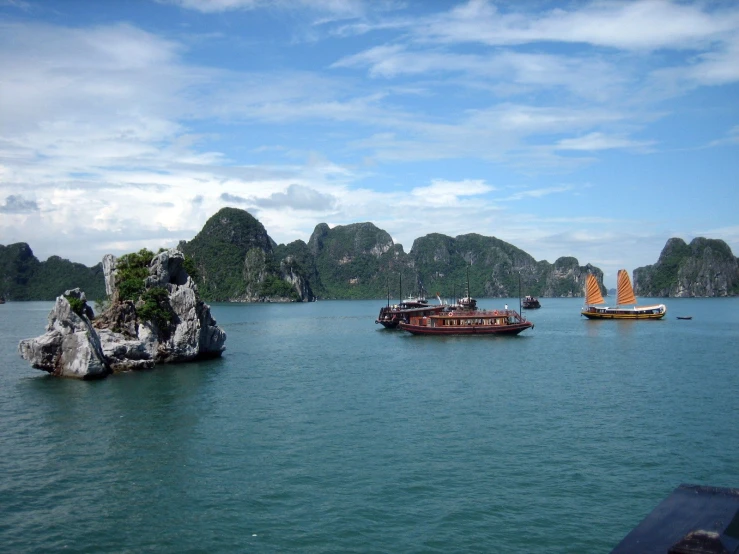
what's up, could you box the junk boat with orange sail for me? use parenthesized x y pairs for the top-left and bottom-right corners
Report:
(581, 270), (666, 320)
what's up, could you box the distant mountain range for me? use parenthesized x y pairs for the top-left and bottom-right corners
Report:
(178, 208), (602, 302)
(2, 208), (737, 301)
(0, 242), (105, 301)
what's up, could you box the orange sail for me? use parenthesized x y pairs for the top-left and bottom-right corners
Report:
(584, 274), (604, 305)
(616, 269), (637, 306)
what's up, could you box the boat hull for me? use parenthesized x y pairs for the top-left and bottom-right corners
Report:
(398, 321), (532, 336)
(376, 319), (400, 329)
(375, 304), (445, 328)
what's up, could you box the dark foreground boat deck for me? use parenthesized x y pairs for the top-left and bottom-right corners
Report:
(611, 484), (739, 553)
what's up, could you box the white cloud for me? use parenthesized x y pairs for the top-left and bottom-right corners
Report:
(0, 3), (736, 280)
(417, 0), (739, 51)
(160, 0), (371, 18)
(410, 179), (494, 207)
(555, 132), (655, 152)
(253, 184), (337, 211)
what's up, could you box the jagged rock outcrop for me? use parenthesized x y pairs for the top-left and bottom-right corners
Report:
(19, 248), (227, 378)
(307, 222), (406, 298)
(18, 289), (109, 379)
(280, 256), (314, 301)
(539, 258), (604, 298)
(634, 238), (739, 297)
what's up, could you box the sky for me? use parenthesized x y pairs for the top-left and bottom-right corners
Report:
(1, 0), (738, 288)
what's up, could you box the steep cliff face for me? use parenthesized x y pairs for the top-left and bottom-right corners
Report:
(539, 258), (604, 298)
(408, 235), (598, 299)
(634, 238), (739, 297)
(307, 222), (406, 299)
(274, 240), (322, 299)
(181, 207), (313, 302)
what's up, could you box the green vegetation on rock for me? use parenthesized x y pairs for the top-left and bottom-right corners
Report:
(137, 287), (176, 329)
(634, 237), (739, 297)
(181, 208), (311, 301)
(64, 295), (86, 317)
(28, 209), (739, 303)
(116, 248), (155, 301)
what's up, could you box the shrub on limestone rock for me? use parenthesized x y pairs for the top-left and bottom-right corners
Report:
(64, 295), (86, 317)
(137, 287), (176, 330)
(116, 249), (155, 301)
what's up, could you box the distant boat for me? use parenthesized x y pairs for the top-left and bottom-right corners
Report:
(522, 295), (540, 309)
(398, 267), (534, 336)
(581, 270), (667, 320)
(0, 296), (5, 304)
(676, 316), (692, 320)
(375, 275), (444, 329)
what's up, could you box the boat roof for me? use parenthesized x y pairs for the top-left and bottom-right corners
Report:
(611, 484), (739, 553)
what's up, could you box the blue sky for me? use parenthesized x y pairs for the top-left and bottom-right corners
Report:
(1, 0), (737, 287)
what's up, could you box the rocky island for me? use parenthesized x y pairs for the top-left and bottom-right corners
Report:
(18, 248), (226, 379)
(5, 208), (738, 303)
(634, 238), (739, 297)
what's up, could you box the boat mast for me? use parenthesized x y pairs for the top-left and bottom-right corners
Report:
(466, 264), (471, 300)
(518, 271), (522, 316)
(386, 275), (390, 307)
(399, 272), (402, 304)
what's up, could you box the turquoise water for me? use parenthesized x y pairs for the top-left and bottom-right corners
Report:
(1, 298), (738, 553)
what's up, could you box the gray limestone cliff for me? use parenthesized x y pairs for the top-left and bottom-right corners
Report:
(19, 248), (226, 378)
(18, 288), (109, 379)
(633, 238), (739, 297)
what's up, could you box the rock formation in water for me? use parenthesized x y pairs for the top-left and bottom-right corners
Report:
(18, 248), (226, 379)
(408, 233), (603, 299)
(633, 237), (739, 297)
(18, 288), (109, 379)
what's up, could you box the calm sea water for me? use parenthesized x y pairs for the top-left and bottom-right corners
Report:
(1, 297), (738, 553)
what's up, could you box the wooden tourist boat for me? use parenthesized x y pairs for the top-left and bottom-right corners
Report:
(581, 270), (666, 320)
(375, 275), (445, 328)
(375, 298), (445, 328)
(398, 307), (533, 336)
(522, 295), (540, 309)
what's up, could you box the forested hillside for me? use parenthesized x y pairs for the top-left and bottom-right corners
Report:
(634, 238), (739, 297)
(0, 243), (105, 301)
(4, 207), (613, 302)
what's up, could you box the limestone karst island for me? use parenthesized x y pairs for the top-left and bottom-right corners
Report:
(7, 207), (739, 378)
(18, 248), (226, 379)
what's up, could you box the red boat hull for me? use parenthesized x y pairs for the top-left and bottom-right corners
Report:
(398, 321), (532, 336)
